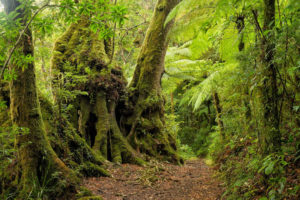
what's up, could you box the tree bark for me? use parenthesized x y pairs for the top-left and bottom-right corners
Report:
(236, 14), (245, 52)
(124, 0), (182, 163)
(52, 15), (144, 165)
(212, 92), (225, 140)
(258, 0), (281, 153)
(236, 14), (252, 125)
(1, 0), (77, 198)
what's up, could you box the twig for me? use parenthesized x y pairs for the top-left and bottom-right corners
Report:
(276, 0), (282, 28)
(108, 0), (118, 65)
(251, 9), (267, 42)
(119, 21), (148, 32)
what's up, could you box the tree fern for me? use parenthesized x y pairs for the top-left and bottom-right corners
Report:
(178, 62), (238, 111)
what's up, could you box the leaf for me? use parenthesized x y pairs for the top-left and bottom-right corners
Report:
(268, 189), (276, 200)
(259, 197), (268, 200)
(265, 161), (275, 175)
(293, 106), (300, 112)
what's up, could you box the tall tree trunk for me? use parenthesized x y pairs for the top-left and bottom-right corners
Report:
(206, 100), (213, 128)
(124, 0), (182, 163)
(236, 14), (245, 52)
(258, 0), (281, 153)
(1, 0), (77, 198)
(236, 14), (252, 124)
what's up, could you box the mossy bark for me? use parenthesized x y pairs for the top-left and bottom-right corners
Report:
(52, 15), (144, 165)
(235, 15), (252, 127)
(39, 95), (109, 177)
(1, 0), (77, 199)
(258, 0), (281, 154)
(212, 92), (225, 141)
(124, 0), (182, 163)
(0, 82), (10, 127)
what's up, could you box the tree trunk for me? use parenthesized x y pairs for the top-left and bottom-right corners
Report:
(52, 15), (144, 165)
(206, 100), (214, 128)
(236, 14), (245, 52)
(258, 0), (281, 153)
(124, 0), (182, 163)
(212, 92), (225, 140)
(0, 82), (10, 126)
(1, 0), (77, 198)
(236, 14), (252, 125)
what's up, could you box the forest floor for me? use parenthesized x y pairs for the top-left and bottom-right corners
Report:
(83, 159), (224, 200)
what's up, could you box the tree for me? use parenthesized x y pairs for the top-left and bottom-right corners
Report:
(1, 0), (77, 198)
(52, 0), (182, 164)
(258, 0), (281, 153)
(52, 8), (144, 164)
(124, 0), (182, 162)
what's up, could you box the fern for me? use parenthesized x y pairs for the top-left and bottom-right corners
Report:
(178, 62), (238, 111)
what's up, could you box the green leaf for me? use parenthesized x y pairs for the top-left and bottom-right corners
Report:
(268, 189), (276, 200)
(293, 106), (300, 112)
(265, 161), (275, 175)
(259, 197), (268, 200)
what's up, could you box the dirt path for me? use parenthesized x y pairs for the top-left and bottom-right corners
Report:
(83, 159), (223, 200)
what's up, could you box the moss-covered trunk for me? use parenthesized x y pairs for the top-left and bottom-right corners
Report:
(235, 14), (252, 126)
(0, 82), (10, 126)
(212, 92), (225, 140)
(52, 15), (144, 166)
(1, 0), (77, 198)
(124, 0), (182, 163)
(258, 0), (281, 154)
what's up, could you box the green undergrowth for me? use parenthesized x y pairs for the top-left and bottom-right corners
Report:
(75, 186), (103, 200)
(208, 132), (300, 200)
(178, 143), (197, 161)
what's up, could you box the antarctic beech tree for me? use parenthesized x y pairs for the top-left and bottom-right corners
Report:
(123, 0), (182, 163)
(1, 0), (77, 198)
(52, 15), (144, 165)
(258, 0), (281, 153)
(52, 0), (183, 165)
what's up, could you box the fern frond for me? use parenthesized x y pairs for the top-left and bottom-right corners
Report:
(180, 62), (238, 111)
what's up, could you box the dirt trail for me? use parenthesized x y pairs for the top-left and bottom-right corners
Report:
(83, 159), (223, 200)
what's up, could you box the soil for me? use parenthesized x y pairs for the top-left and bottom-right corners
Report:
(83, 159), (224, 200)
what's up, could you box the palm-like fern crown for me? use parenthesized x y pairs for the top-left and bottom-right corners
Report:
(164, 0), (250, 111)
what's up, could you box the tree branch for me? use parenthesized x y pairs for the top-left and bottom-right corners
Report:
(251, 9), (267, 42)
(0, 0), (51, 79)
(108, 0), (118, 65)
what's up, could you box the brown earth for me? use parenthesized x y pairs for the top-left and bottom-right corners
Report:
(83, 159), (224, 200)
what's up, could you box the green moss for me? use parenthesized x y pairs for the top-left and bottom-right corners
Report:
(52, 17), (109, 74)
(93, 92), (109, 157)
(51, 14), (146, 168)
(0, 109), (10, 127)
(125, 0), (181, 164)
(37, 93), (109, 179)
(80, 162), (110, 177)
(75, 186), (93, 198)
